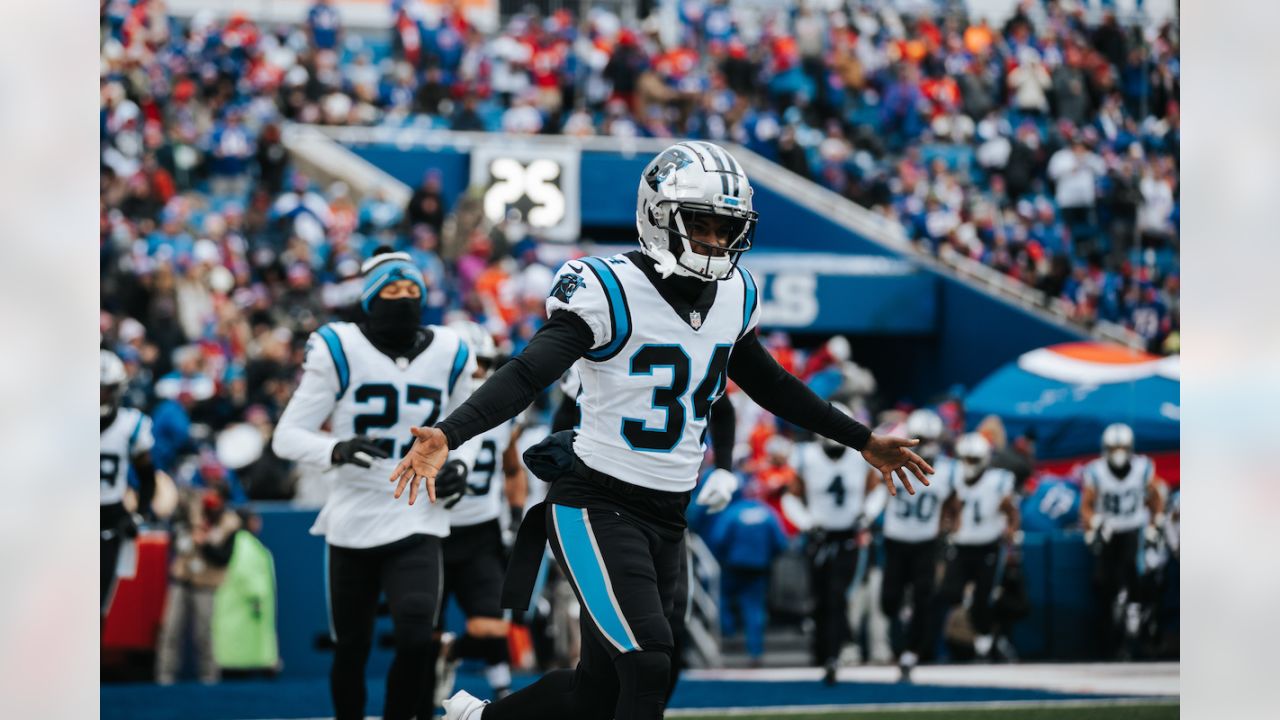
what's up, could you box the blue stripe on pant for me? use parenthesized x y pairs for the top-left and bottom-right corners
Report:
(551, 504), (641, 654)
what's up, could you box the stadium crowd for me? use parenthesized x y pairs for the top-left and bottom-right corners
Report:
(101, 0), (1179, 354)
(100, 0), (1179, 682)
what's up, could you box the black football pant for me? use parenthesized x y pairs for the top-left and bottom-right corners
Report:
(880, 537), (941, 660)
(442, 519), (510, 669)
(808, 530), (857, 666)
(940, 541), (1000, 637)
(1096, 528), (1141, 654)
(327, 534), (442, 720)
(483, 502), (686, 720)
(101, 502), (128, 615)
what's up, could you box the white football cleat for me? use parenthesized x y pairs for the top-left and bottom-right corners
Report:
(974, 634), (994, 659)
(443, 689), (488, 720)
(434, 632), (460, 707)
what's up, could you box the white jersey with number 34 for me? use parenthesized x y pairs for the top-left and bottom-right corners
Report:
(546, 253), (760, 492)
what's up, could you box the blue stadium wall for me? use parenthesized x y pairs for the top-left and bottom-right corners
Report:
(345, 143), (1084, 401)
(253, 504), (1175, 679)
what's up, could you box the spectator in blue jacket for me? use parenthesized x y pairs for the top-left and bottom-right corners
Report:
(706, 484), (792, 666)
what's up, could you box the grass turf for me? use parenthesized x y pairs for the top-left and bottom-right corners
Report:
(677, 702), (1179, 720)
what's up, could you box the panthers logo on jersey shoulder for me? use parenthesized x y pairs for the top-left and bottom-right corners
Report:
(551, 271), (586, 303)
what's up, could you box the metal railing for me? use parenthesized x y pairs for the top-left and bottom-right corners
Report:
(684, 532), (723, 668)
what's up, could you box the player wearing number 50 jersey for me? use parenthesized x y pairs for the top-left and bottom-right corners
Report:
(388, 141), (933, 720)
(867, 409), (956, 680)
(273, 249), (478, 720)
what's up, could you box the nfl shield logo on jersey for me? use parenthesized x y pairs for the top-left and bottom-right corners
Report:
(689, 310), (702, 329)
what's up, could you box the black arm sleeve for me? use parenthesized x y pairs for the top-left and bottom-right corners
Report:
(708, 394), (736, 471)
(437, 311), (594, 448)
(727, 332), (872, 451)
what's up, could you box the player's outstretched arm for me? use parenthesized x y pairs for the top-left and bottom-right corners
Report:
(727, 331), (933, 495)
(391, 311), (595, 504)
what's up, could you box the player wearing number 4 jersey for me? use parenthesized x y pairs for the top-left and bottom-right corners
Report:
(273, 249), (479, 720)
(387, 142), (933, 720)
(782, 403), (879, 685)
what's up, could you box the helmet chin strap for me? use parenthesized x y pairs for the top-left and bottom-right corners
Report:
(651, 248), (680, 278)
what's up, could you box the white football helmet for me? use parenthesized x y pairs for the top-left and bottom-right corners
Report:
(100, 349), (127, 418)
(821, 401), (854, 454)
(955, 432), (992, 482)
(1101, 422), (1135, 469)
(636, 141), (757, 281)
(448, 320), (498, 380)
(906, 408), (944, 461)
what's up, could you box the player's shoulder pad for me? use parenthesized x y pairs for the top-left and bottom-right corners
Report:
(1082, 457), (1103, 485)
(1137, 454), (1155, 483)
(309, 322), (353, 398)
(546, 256), (632, 361)
(737, 265), (761, 340)
(997, 467), (1017, 495)
(429, 324), (474, 394)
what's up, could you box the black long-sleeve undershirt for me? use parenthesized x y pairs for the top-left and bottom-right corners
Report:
(708, 394), (736, 471)
(438, 311), (594, 449)
(726, 331), (872, 451)
(437, 309), (871, 454)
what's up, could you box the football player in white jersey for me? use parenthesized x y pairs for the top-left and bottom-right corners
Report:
(782, 402), (876, 684)
(273, 249), (478, 720)
(870, 409), (955, 680)
(388, 141), (932, 720)
(1080, 422), (1166, 657)
(938, 433), (1019, 661)
(436, 320), (528, 703)
(100, 349), (156, 618)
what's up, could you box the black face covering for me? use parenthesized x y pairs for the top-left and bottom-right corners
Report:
(365, 297), (422, 355)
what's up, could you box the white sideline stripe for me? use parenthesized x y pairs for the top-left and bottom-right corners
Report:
(682, 662), (1180, 697)
(263, 697), (1180, 720)
(665, 697), (1180, 717)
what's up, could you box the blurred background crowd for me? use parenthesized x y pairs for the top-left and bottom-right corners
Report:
(100, 0), (1179, 683)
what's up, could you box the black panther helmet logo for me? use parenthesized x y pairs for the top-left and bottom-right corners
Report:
(551, 272), (586, 303)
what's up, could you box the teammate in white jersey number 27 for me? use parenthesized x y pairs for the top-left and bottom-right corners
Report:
(273, 249), (479, 720)
(388, 142), (934, 720)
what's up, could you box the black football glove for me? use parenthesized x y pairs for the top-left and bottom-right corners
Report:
(331, 436), (390, 468)
(435, 459), (469, 509)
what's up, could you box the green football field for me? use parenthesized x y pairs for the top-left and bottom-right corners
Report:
(677, 702), (1179, 720)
